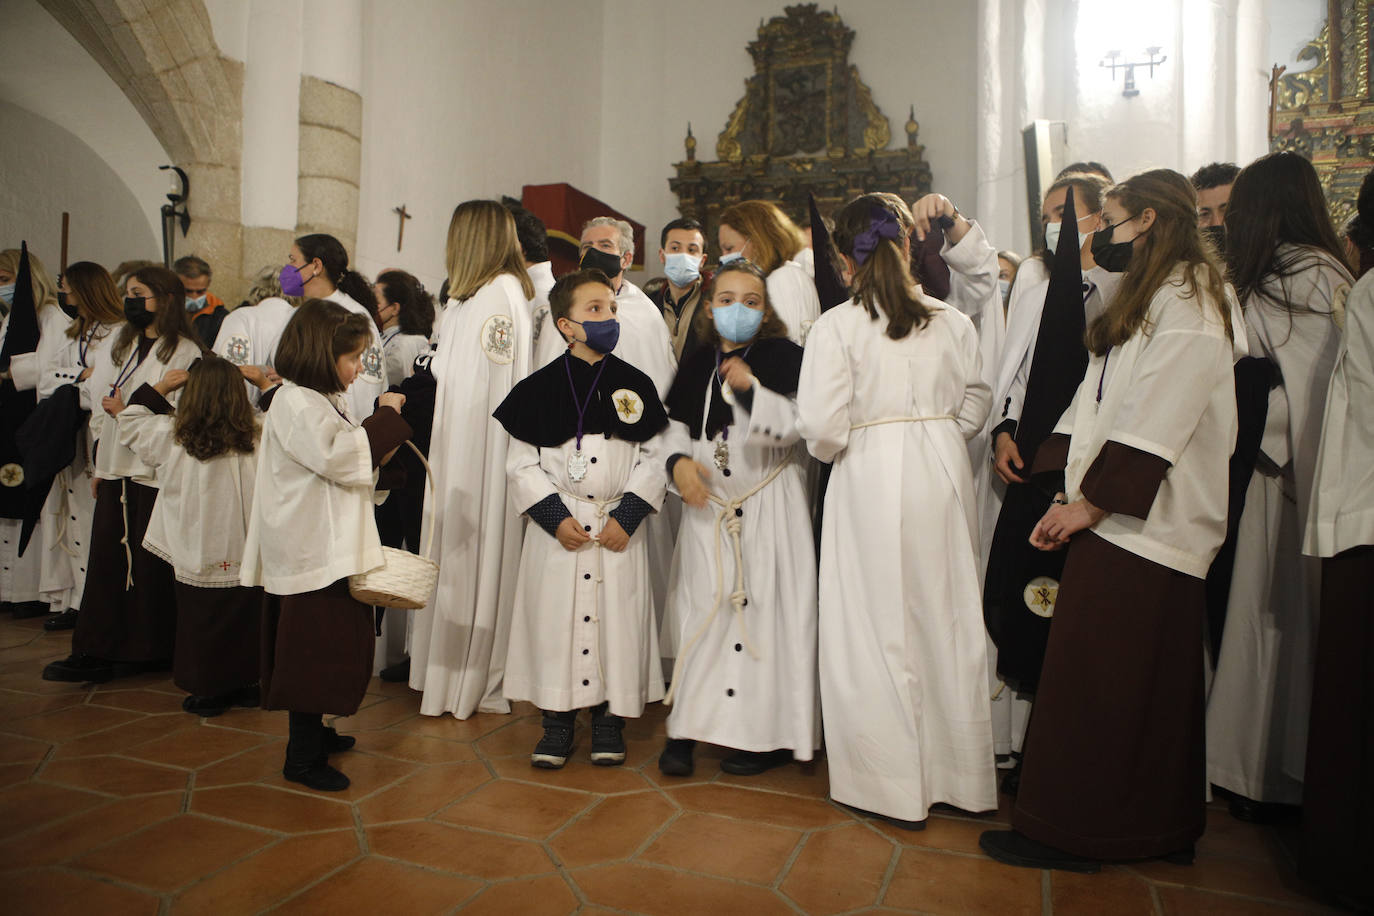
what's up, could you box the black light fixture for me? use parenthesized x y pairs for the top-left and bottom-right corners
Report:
(1100, 47), (1168, 98)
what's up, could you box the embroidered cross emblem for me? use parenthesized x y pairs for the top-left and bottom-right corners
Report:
(218, 561), (233, 571)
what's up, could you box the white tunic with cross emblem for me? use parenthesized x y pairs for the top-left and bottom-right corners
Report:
(502, 423), (667, 717)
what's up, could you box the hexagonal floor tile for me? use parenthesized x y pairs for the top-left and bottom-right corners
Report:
(39, 755), (188, 796)
(460, 874), (580, 916)
(638, 811), (801, 884)
(171, 830), (360, 916)
(0, 782), (104, 841)
(270, 856), (482, 915)
(666, 783), (852, 830)
(356, 760), (491, 824)
(368, 821), (556, 878)
(73, 813), (273, 892)
(191, 784), (355, 832)
(436, 780), (592, 839)
(549, 792), (677, 868)
(780, 823), (896, 913)
(571, 862), (796, 916)
(1, 704), (143, 742)
(8, 867), (159, 916)
(0, 791), (183, 870)
(883, 846), (1042, 915)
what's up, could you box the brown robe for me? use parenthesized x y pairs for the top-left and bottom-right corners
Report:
(1012, 436), (1207, 859)
(173, 582), (263, 697)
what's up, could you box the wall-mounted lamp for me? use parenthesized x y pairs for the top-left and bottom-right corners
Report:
(1100, 48), (1168, 97)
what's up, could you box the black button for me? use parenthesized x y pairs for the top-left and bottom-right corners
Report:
(763, 428), (771, 435)
(70, 516), (76, 521)
(722, 469), (732, 477)
(582, 649), (589, 655)
(742, 598), (748, 606)
(589, 457), (597, 464)
(582, 679), (590, 686)
(734, 643), (742, 652)
(583, 615), (590, 622)
(734, 508), (743, 517)
(726, 688), (735, 696)
(583, 573), (591, 580)
(74, 541), (80, 547)
(584, 525), (591, 532)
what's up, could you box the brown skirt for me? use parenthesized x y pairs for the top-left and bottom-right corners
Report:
(173, 582), (263, 697)
(73, 479), (178, 662)
(1013, 531), (1206, 859)
(259, 579), (374, 716)
(1299, 545), (1374, 905)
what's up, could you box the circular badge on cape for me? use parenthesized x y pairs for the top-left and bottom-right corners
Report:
(223, 335), (250, 366)
(1023, 576), (1059, 618)
(0, 464), (23, 487)
(481, 314), (515, 365)
(611, 388), (644, 424)
(362, 345), (384, 382)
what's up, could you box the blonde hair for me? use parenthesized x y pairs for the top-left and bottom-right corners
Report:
(0, 248), (59, 309)
(445, 200), (535, 302)
(717, 201), (806, 274)
(582, 216), (635, 260)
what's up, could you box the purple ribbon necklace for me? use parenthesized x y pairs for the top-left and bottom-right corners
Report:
(564, 352), (608, 482)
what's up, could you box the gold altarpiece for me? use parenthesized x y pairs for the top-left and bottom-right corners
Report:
(669, 5), (932, 253)
(1270, 0), (1374, 225)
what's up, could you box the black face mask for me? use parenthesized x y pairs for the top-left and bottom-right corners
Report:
(1090, 221), (1137, 273)
(1202, 225), (1227, 255)
(579, 246), (624, 280)
(124, 296), (156, 329)
(57, 292), (78, 319)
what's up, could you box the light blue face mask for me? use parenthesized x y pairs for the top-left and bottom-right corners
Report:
(998, 279), (1011, 301)
(185, 294), (207, 311)
(717, 250), (744, 266)
(663, 252), (702, 287)
(1043, 221), (1089, 253)
(712, 301), (764, 344)
(0, 284), (14, 307)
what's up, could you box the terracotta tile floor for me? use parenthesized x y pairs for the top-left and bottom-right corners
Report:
(0, 614), (1346, 915)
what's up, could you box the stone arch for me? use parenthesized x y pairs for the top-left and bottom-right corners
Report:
(37, 0), (243, 295)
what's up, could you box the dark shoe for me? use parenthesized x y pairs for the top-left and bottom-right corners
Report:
(1226, 795), (1299, 825)
(183, 693), (234, 718)
(322, 726), (356, 755)
(42, 654), (114, 683)
(11, 600), (49, 619)
(1000, 759), (1022, 798)
(979, 829), (1101, 874)
(379, 657), (411, 683)
(283, 762), (350, 791)
(837, 801), (927, 831)
(720, 748), (793, 775)
(105, 658), (171, 681)
(532, 710), (577, 769)
(232, 684), (261, 709)
(658, 738), (696, 777)
(589, 703), (626, 766)
(1160, 844), (1195, 866)
(43, 609), (78, 631)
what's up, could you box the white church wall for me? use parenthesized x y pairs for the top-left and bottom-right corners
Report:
(597, 0), (982, 276)
(354, 0), (607, 291)
(0, 0), (169, 262)
(0, 100), (160, 269)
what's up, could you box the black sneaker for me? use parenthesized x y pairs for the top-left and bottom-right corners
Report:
(658, 738), (695, 776)
(283, 762), (350, 792)
(532, 710), (576, 769)
(42, 654), (114, 683)
(589, 703), (626, 767)
(720, 748), (793, 775)
(379, 657), (410, 683)
(43, 609), (78, 631)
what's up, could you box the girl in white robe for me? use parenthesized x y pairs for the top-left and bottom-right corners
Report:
(797, 192), (995, 828)
(495, 269), (668, 767)
(659, 260), (818, 777)
(1205, 153), (1351, 815)
(408, 200), (535, 719)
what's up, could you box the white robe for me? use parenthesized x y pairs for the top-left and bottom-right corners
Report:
(381, 329), (429, 386)
(797, 298), (996, 821)
(503, 431), (666, 716)
(767, 260), (821, 346)
(325, 289), (387, 421)
(526, 261), (556, 362)
(1207, 249), (1348, 803)
(409, 274), (533, 718)
(215, 297), (296, 406)
(663, 378), (819, 757)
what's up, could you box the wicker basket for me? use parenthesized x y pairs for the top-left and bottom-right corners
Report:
(349, 441), (439, 609)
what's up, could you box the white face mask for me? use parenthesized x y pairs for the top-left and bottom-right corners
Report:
(1043, 221), (1089, 253)
(998, 278), (1011, 301)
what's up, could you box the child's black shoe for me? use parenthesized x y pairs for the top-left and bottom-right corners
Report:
(589, 702), (626, 766)
(720, 748), (793, 775)
(283, 762), (350, 792)
(322, 726), (356, 755)
(183, 693), (234, 717)
(532, 710), (577, 769)
(658, 738), (695, 776)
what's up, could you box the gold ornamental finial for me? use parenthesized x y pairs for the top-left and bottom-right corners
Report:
(685, 123), (697, 162)
(905, 105), (919, 148)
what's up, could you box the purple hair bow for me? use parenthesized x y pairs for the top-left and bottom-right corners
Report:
(852, 207), (902, 267)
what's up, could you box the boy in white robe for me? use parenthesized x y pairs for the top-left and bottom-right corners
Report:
(494, 269), (669, 769)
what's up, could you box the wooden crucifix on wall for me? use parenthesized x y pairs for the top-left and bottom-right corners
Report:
(393, 204), (412, 252)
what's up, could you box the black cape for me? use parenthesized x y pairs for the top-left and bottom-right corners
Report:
(0, 242), (47, 553)
(664, 336), (803, 440)
(493, 352), (667, 448)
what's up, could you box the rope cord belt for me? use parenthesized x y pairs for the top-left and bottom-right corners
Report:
(850, 414), (955, 430)
(664, 456), (792, 705)
(118, 478), (133, 590)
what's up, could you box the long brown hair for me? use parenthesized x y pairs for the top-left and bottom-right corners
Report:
(445, 200), (535, 302)
(1224, 151), (1352, 314)
(690, 260), (791, 346)
(173, 356), (257, 460)
(1085, 169), (1233, 355)
(0, 248), (59, 308)
(61, 261), (123, 338)
(717, 201), (805, 273)
(113, 266), (206, 364)
(274, 298), (373, 395)
(832, 192), (932, 340)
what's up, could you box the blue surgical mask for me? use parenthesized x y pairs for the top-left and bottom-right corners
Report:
(663, 252), (702, 287)
(185, 294), (207, 311)
(0, 284), (13, 307)
(998, 279), (1011, 302)
(718, 251), (744, 266)
(1044, 221), (1089, 253)
(572, 318), (620, 354)
(712, 301), (764, 344)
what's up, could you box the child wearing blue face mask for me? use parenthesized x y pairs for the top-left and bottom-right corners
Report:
(656, 259), (818, 777)
(493, 268), (670, 769)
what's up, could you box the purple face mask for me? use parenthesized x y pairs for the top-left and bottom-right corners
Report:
(279, 264), (305, 297)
